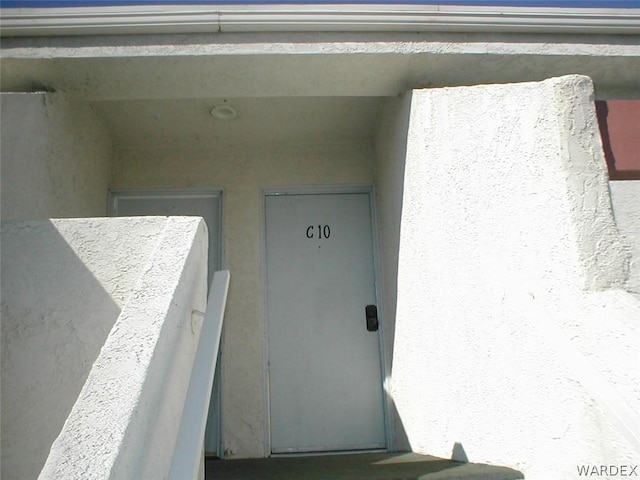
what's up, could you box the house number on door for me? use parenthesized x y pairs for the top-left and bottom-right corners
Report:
(306, 225), (331, 239)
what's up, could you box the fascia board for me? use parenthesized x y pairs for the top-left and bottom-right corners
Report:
(1, 4), (640, 36)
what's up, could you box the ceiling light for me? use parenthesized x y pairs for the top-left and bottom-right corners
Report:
(210, 105), (237, 120)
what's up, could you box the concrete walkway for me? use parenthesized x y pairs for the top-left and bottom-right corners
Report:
(205, 452), (524, 479)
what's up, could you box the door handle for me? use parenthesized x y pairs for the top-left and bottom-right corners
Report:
(365, 305), (379, 332)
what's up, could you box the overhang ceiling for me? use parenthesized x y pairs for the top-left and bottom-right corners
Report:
(91, 96), (382, 149)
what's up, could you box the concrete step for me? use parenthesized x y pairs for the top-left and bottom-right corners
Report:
(205, 452), (524, 479)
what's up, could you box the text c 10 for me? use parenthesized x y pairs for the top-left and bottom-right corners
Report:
(306, 225), (331, 239)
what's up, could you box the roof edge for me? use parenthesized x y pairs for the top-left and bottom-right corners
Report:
(1, 4), (640, 37)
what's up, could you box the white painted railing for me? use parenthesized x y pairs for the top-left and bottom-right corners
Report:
(169, 270), (230, 480)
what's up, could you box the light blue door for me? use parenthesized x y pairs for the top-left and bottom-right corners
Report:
(109, 189), (223, 456)
(265, 190), (386, 453)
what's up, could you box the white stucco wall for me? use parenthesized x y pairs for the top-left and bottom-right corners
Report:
(111, 139), (374, 457)
(610, 181), (640, 297)
(373, 93), (413, 451)
(390, 75), (639, 479)
(0, 92), (112, 220)
(28, 216), (207, 480)
(0, 217), (171, 480)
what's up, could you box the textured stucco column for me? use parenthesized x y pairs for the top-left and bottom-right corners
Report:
(0, 92), (112, 220)
(390, 75), (638, 479)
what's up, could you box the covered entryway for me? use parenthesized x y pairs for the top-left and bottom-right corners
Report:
(3, 15), (639, 466)
(265, 188), (387, 454)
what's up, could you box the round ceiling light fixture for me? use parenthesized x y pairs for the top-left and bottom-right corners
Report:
(210, 104), (237, 120)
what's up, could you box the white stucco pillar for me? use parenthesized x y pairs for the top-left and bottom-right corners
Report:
(0, 92), (112, 221)
(390, 75), (638, 479)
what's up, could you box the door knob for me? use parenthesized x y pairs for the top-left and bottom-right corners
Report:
(365, 305), (379, 332)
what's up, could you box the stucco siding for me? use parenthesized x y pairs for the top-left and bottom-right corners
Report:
(39, 217), (207, 480)
(0, 217), (169, 480)
(0, 92), (112, 220)
(390, 75), (638, 479)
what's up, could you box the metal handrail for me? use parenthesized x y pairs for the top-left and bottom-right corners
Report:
(169, 270), (230, 480)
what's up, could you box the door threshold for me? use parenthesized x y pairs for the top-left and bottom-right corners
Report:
(271, 448), (387, 458)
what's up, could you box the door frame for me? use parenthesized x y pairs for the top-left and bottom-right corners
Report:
(107, 187), (226, 457)
(260, 184), (391, 456)
(107, 188), (225, 281)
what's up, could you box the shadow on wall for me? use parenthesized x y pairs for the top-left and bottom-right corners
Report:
(451, 442), (470, 463)
(373, 94), (413, 454)
(386, 394), (411, 452)
(0, 220), (121, 480)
